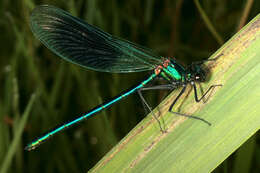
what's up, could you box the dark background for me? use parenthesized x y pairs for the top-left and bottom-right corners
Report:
(0, 0), (259, 172)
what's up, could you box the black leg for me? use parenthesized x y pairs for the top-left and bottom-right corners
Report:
(137, 84), (178, 132)
(138, 83), (178, 113)
(138, 84), (178, 113)
(137, 90), (165, 132)
(170, 111), (211, 126)
(168, 85), (187, 111)
(192, 82), (222, 102)
(140, 84), (177, 91)
(138, 90), (150, 115)
(168, 85), (212, 126)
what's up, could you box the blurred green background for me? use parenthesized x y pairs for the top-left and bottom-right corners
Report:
(0, 0), (259, 172)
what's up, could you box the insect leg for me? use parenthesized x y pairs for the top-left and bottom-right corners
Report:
(138, 84), (177, 132)
(169, 85), (212, 126)
(191, 82), (222, 102)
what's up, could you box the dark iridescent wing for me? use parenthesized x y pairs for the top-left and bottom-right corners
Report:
(30, 5), (163, 73)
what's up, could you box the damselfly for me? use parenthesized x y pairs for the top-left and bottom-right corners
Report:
(25, 5), (221, 151)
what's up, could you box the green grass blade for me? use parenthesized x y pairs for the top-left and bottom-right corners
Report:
(89, 14), (260, 173)
(0, 93), (37, 173)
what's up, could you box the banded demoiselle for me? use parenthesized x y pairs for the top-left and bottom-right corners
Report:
(25, 5), (221, 151)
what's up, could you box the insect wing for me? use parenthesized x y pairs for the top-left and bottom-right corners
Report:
(30, 5), (163, 73)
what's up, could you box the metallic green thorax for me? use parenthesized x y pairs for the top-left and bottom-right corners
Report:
(160, 60), (186, 82)
(163, 65), (182, 80)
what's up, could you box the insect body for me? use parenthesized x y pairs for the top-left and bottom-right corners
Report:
(25, 5), (221, 151)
